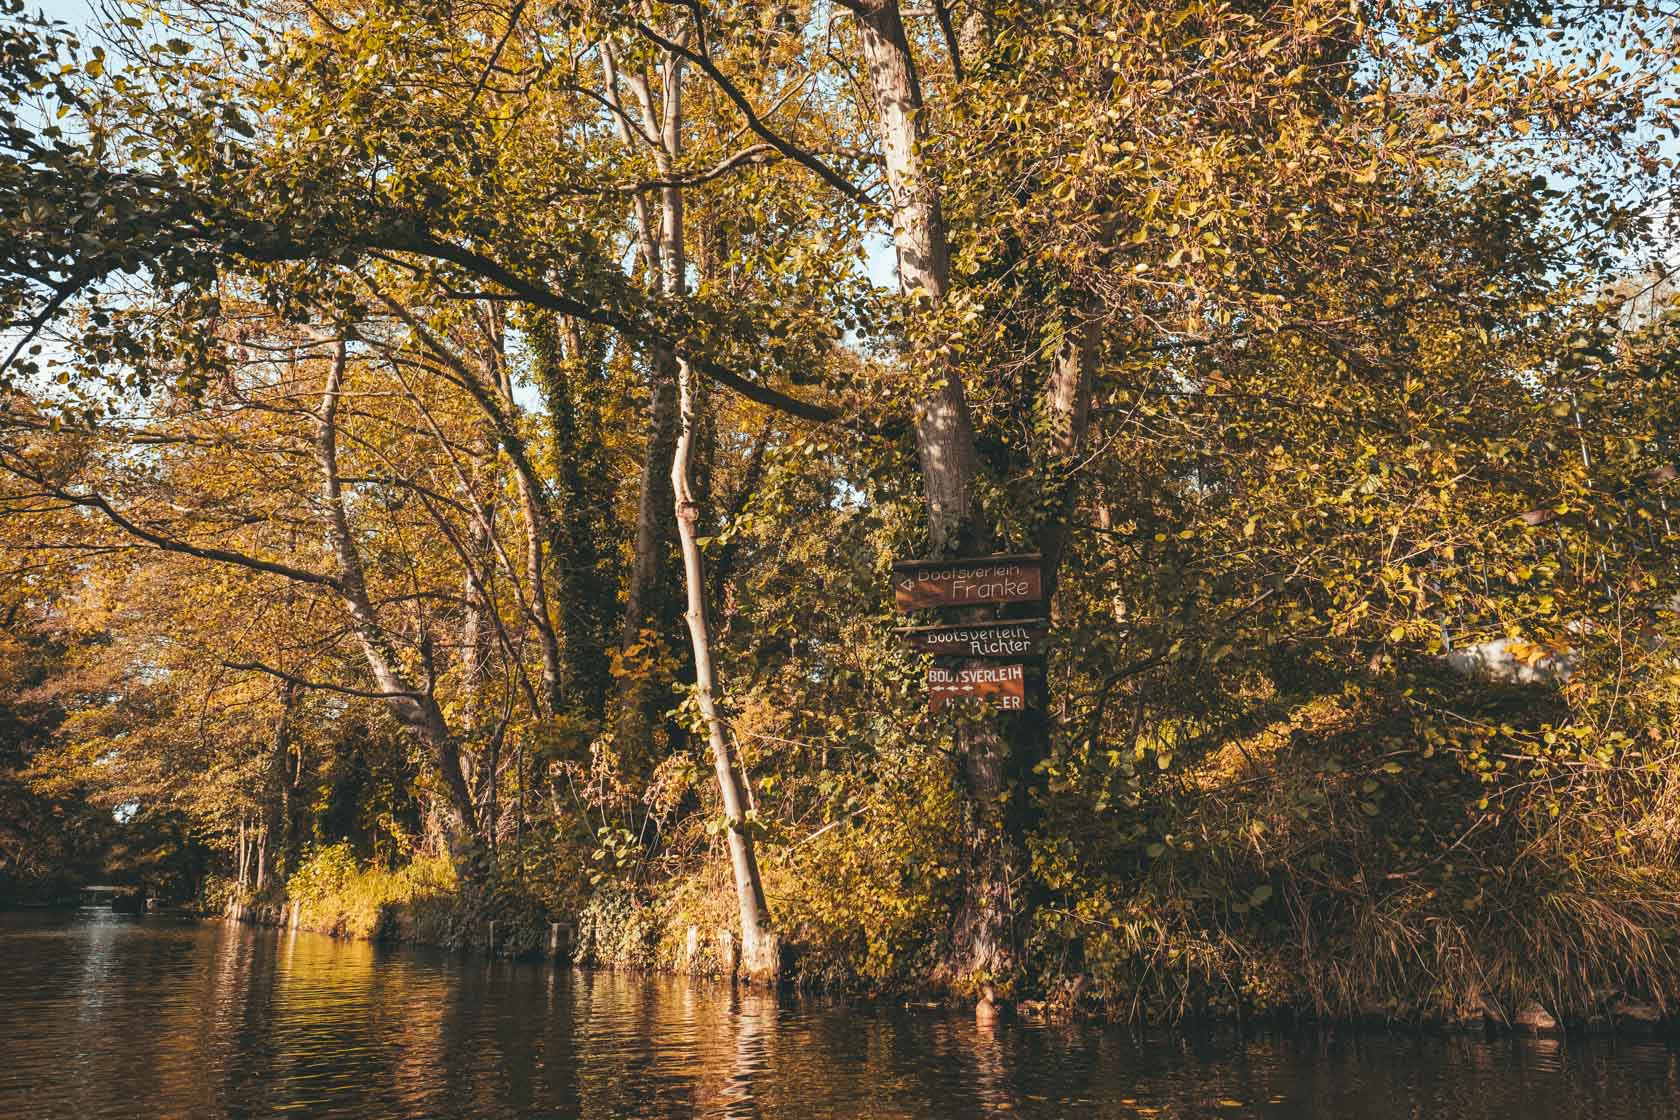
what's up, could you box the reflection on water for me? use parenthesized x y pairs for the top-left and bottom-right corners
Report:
(2, 910), (1678, 1119)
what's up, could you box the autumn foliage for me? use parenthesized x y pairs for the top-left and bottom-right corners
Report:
(2, 0), (1678, 1021)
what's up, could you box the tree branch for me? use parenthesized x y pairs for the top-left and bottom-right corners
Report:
(631, 11), (878, 212)
(1079, 651), (1171, 747)
(468, 0), (528, 107)
(0, 277), (83, 382)
(398, 234), (846, 423)
(546, 143), (779, 195)
(223, 660), (422, 700)
(0, 449), (342, 589)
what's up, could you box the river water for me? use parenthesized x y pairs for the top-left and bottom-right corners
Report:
(2, 911), (1678, 1119)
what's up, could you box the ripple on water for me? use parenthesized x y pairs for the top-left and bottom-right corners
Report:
(3, 911), (1680, 1119)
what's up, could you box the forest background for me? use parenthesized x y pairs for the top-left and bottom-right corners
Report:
(2, 0), (1679, 1024)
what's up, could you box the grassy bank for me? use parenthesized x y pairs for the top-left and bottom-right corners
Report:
(228, 748), (1680, 1039)
(223, 844), (549, 955)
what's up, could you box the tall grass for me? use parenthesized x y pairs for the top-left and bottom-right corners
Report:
(1040, 682), (1680, 1024)
(286, 842), (459, 944)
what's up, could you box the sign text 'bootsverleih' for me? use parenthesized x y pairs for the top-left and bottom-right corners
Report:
(892, 554), (1043, 611)
(927, 663), (1026, 713)
(898, 618), (1049, 658)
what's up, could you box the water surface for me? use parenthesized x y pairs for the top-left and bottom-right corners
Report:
(2, 910), (1677, 1118)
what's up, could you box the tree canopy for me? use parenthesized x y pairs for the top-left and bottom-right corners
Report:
(2, 0), (1678, 1019)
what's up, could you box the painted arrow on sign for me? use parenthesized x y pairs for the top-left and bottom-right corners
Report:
(927, 662), (1026, 713)
(892, 554), (1044, 611)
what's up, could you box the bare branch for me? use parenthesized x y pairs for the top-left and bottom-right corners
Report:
(223, 660), (422, 701)
(630, 12), (878, 212)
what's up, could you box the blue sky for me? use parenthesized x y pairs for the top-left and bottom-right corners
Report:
(24, 0), (93, 26)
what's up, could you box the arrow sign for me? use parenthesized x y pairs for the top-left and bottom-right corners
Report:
(927, 662), (1026, 713)
(898, 618), (1049, 658)
(892, 553), (1043, 611)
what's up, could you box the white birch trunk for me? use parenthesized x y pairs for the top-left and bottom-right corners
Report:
(672, 356), (779, 981)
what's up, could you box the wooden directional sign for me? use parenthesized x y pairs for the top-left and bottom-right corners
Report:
(898, 618), (1049, 659)
(928, 662), (1026, 713)
(892, 553), (1043, 612)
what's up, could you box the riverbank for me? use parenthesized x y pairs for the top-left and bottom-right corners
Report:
(215, 842), (1680, 1039)
(220, 846), (763, 984)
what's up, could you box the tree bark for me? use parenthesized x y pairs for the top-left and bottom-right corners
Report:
(856, 0), (978, 553)
(264, 678), (298, 888)
(314, 339), (481, 867)
(852, 0), (1101, 1005)
(254, 823), (268, 891)
(856, 0), (1008, 993)
(1038, 316), (1099, 602)
(532, 314), (614, 720)
(672, 356), (779, 981)
(377, 294), (567, 718)
(604, 43), (681, 755)
(605, 38), (777, 977)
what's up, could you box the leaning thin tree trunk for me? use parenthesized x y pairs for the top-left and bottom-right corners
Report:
(314, 338), (481, 870)
(254, 824), (269, 891)
(671, 356), (778, 981)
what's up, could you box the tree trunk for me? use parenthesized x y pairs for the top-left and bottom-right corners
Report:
(857, 0), (1010, 995)
(621, 367), (678, 658)
(603, 39), (777, 977)
(531, 313), (614, 721)
(254, 823), (269, 891)
(856, 0), (978, 553)
(853, 0), (1101, 1005)
(265, 678), (298, 887)
(603, 42), (692, 766)
(960, 321), (1102, 988)
(314, 339), (481, 870)
(672, 356), (779, 981)
(1038, 316), (1100, 601)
